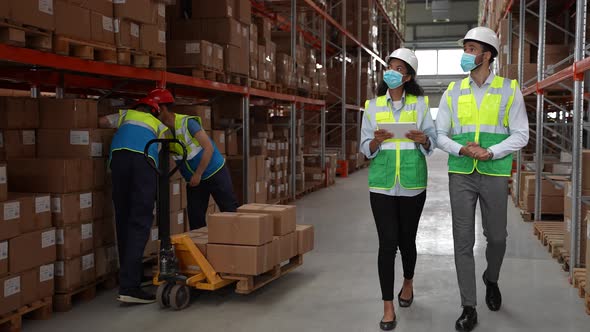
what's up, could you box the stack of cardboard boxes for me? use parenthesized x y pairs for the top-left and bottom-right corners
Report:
(253, 16), (275, 83)
(114, 0), (167, 56)
(0, 97), (58, 316)
(520, 175), (565, 214)
(168, 0), (251, 76)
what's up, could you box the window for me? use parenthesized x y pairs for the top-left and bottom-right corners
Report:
(415, 49), (465, 76)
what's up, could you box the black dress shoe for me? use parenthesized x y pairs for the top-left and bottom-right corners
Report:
(398, 288), (414, 308)
(380, 316), (397, 331)
(483, 272), (502, 311)
(455, 306), (477, 332)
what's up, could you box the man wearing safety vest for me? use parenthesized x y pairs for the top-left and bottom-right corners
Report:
(99, 94), (172, 304)
(148, 89), (238, 230)
(436, 27), (529, 331)
(361, 48), (437, 331)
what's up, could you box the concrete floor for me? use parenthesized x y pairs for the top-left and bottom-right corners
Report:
(28, 150), (589, 331)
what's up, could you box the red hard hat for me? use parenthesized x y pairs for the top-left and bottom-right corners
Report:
(134, 97), (161, 116)
(147, 88), (175, 105)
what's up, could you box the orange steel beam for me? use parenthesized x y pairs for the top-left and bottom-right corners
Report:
(521, 57), (590, 96)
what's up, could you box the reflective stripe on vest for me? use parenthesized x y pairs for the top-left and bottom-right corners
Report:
(172, 114), (203, 161)
(445, 76), (517, 177)
(110, 109), (169, 163)
(365, 94), (429, 190)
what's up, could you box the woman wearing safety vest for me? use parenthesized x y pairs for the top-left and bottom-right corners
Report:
(99, 94), (171, 304)
(361, 48), (437, 331)
(436, 27), (528, 332)
(149, 89), (239, 230)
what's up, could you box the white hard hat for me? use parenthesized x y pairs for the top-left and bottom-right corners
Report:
(460, 26), (499, 55)
(385, 48), (418, 73)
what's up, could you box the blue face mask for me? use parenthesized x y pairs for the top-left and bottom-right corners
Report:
(383, 70), (404, 89)
(460, 53), (481, 72)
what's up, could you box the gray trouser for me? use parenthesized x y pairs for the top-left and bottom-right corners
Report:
(449, 172), (508, 307)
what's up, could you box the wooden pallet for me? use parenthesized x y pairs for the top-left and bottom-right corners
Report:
(571, 268), (586, 298)
(226, 73), (248, 86)
(53, 35), (117, 63)
(169, 65), (226, 82)
(117, 49), (166, 69)
(0, 20), (52, 51)
(0, 297), (52, 332)
(268, 83), (281, 93)
(521, 211), (563, 222)
(546, 234), (564, 256)
(53, 273), (118, 312)
(533, 221), (563, 240)
(221, 254), (303, 295)
(249, 78), (267, 90)
(295, 183), (323, 199)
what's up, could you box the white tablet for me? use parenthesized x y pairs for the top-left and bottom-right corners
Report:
(378, 122), (418, 139)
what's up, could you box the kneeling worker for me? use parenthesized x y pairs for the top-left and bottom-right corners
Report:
(99, 95), (170, 304)
(148, 88), (239, 230)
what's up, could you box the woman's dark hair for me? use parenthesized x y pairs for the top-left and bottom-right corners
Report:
(377, 60), (424, 97)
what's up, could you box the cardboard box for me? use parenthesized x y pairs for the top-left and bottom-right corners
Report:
(0, 274), (21, 316)
(90, 11), (115, 45)
(21, 264), (54, 305)
(226, 130), (239, 156)
(251, 138), (267, 156)
(181, 179), (188, 210)
(114, 0), (156, 24)
(237, 204), (296, 236)
(0, 98), (39, 129)
(93, 218), (116, 248)
(207, 242), (275, 275)
(255, 181), (267, 204)
(6, 194), (35, 233)
(170, 180), (182, 212)
(140, 24), (166, 55)
(171, 210), (185, 235)
(254, 156), (265, 181)
(200, 18), (242, 47)
(80, 222), (93, 252)
(224, 45), (249, 75)
(80, 252), (95, 285)
(4, 130), (36, 159)
(39, 99), (97, 129)
(211, 130), (226, 154)
(115, 18), (141, 49)
(55, 257), (80, 291)
(523, 176), (565, 197)
(143, 227), (159, 256)
(56, 224), (81, 260)
(167, 40), (214, 68)
(275, 231), (297, 263)
(0, 199), (21, 241)
(296, 224), (314, 255)
(0, 1), (8, 18)
(51, 192), (94, 226)
(253, 16), (271, 42)
(208, 212), (273, 246)
(10, 0), (55, 31)
(175, 105), (212, 131)
(0, 241), (7, 276)
(55, 1), (91, 40)
(37, 129), (114, 158)
(93, 158), (107, 189)
(234, 0), (251, 24)
(92, 190), (105, 220)
(0, 164), (6, 202)
(9, 228), (56, 273)
(95, 245), (117, 278)
(69, 0), (113, 16)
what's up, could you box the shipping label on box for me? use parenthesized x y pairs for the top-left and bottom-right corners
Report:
(54, 261), (64, 277)
(51, 197), (61, 213)
(80, 193), (93, 209)
(56, 229), (64, 245)
(4, 202), (20, 221)
(40, 264), (54, 282)
(41, 229), (56, 248)
(4, 276), (20, 297)
(81, 223), (93, 240)
(82, 253), (94, 271)
(35, 196), (50, 214)
(70, 130), (90, 145)
(0, 242), (7, 261)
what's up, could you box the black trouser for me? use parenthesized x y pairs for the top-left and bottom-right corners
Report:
(186, 165), (239, 230)
(111, 150), (157, 292)
(370, 191), (427, 301)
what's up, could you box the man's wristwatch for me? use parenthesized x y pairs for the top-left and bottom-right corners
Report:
(486, 148), (494, 160)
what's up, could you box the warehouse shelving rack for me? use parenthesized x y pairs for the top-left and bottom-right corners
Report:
(0, 0), (404, 203)
(481, 0), (589, 277)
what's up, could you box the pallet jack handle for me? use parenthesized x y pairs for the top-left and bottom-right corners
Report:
(144, 139), (187, 280)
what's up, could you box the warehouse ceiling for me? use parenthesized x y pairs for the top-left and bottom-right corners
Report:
(404, 0), (480, 49)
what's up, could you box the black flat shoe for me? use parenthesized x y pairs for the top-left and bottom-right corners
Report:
(455, 306), (477, 332)
(380, 316), (397, 331)
(398, 288), (414, 308)
(483, 271), (502, 311)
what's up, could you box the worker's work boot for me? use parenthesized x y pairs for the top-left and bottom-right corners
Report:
(117, 288), (156, 304)
(455, 306), (477, 332)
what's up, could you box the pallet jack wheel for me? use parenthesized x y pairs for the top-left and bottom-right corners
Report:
(169, 284), (191, 310)
(156, 282), (174, 308)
